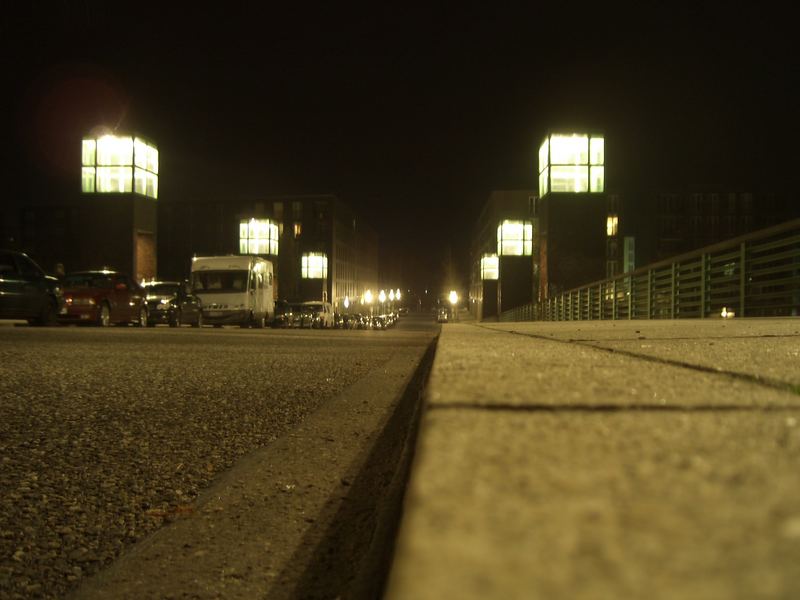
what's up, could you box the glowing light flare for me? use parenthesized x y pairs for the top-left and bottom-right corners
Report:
(379, 290), (386, 303)
(364, 289), (374, 304)
(396, 289), (401, 300)
(344, 296), (350, 309)
(449, 290), (459, 305)
(389, 289), (395, 301)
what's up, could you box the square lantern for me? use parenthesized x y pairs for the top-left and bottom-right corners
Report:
(480, 254), (499, 280)
(239, 218), (279, 255)
(497, 220), (533, 256)
(301, 252), (328, 279)
(538, 133), (604, 196)
(81, 134), (158, 199)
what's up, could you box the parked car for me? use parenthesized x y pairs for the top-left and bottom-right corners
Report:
(437, 307), (449, 323)
(272, 299), (293, 328)
(289, 302), (314, 328)
(303, 301), (334, 329)
(398, 306), (409, 316)
(59, 270), (148, 327)
(0, 250), (64, 325)
(143, 281), (202, 327)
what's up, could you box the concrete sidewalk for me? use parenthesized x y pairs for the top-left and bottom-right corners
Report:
(386, 318), (800, 600)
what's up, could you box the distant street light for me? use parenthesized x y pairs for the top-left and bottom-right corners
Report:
(379, 289), (386, 303)
(396, 289), (402, 301)
(344, 296), (350, 309)
(449, 290), (458, 305)
(364, 289), (373, 304)
(389, 289), (395, 302)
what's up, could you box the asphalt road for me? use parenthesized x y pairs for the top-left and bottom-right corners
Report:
(0, 316), (438, 599)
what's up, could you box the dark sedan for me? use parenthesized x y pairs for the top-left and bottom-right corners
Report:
(59, 270), (148, 327)
(0, 250), (64, 325)
(143, 281), (202, 327)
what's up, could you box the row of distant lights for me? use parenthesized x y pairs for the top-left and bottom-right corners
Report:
(343, 289), (402, 309)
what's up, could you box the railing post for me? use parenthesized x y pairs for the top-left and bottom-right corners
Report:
(612, 278), (617, 320)
(647, 269), (653, 320)
(700, 253), (707, 318)
(739, 241), (746, 317)
(628, 275), (633, 320)
(671, 263), (677, 319)
(577, 289), (581, 320)
(598, 284), (603, 320)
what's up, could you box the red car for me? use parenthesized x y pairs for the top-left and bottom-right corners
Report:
(59, 270), (148, 327)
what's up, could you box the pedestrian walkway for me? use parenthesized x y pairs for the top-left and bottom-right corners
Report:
(386, 318), (800, 599)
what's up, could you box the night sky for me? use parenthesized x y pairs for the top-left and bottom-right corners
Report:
(3, 5), (798, 292)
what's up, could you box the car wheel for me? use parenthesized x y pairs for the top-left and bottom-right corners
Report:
(169, 309), (182, 328)
(192, 312), (203, 328)
(97, 303), (111, 327)
(137, 306), (148, 327)
(30, 298), (58, 326)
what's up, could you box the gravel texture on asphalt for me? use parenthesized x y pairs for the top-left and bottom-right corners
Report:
(0, 326), (399, 599)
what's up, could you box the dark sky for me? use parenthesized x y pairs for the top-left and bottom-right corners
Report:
(3, 5), (798, 291)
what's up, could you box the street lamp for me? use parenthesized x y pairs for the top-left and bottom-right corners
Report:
(449, 290), (459, 321)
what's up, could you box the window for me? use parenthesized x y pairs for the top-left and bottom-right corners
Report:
(480, 254), (499, 280)
(239, 218), (279, 255)
(294, 222), (302, 238)
(82, 135), (158, 198)
(302, 253), (328, 279)
(606, 215), (619, 237)
(497, 220), (533, 256)
(273, 202), (284, 220)
(539, 133), (604, 194)
(292, 201), (302, 220)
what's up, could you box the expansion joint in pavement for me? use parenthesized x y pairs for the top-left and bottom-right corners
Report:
(427, 402), (800, 413)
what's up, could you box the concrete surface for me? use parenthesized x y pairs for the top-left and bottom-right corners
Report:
(386, 318), (800, 600)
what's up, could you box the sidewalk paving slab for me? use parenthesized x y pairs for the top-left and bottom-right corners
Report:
(386, 319), (800, 600)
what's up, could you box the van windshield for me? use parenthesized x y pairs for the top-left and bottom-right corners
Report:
(192, 270), (249, 293)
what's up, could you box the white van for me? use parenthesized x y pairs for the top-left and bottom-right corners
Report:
(191, 256), (274, 328)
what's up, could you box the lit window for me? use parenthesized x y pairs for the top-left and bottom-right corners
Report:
(302, 252), (328, 279)
(96, 167), (133, 193)
(550, 166), (588, 193)
(590, 137), (604, 165)
(538, 167), (549, 197)
(82, 135), (158, 198)
(497, 220), (533, 256)
(549, 134), (588, 165)
(97, 136), (133, 166)
(239, 218), (279, 255)
(294, 222), (302, 238)
(82, 140), (96, 166)
(607, 215), (619, 237)
(81, 167), (96, 192)
(539, 133), (604, 194)
(480, 254), (499, 280)
(590, 166), (605, 193)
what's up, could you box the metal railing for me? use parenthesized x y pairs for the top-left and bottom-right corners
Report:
(500, 218), (800, 321)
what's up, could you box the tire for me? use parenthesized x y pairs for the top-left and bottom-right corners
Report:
(98, 303), (111, 327)
(192, 312), (203, 328)
(169, 309), (182, 328)
(136, 306), (148, 327)
(30, 298), (58, 326)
